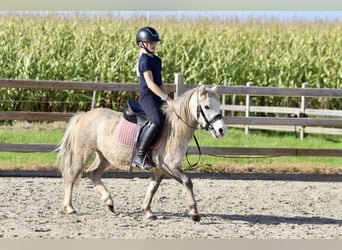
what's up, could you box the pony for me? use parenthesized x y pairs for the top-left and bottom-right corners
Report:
(55, 85), (227, 221)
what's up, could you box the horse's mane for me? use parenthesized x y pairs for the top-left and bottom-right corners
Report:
(161, 88), (196, 153)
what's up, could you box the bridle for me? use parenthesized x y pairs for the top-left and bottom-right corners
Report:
(197, 104), (223, 131)
(174, 88), (224, 167)
(175, 89), (223, 131)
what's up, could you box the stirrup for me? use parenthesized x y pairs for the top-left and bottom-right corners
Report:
(131, 155), (155, 170)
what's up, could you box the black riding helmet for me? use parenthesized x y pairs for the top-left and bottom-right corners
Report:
(136, 26), (161, 45)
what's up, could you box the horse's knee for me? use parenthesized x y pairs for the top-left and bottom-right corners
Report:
(183, 178), (193, 189)
(174, 175), (193, 189)
(86, 170), (97, 182)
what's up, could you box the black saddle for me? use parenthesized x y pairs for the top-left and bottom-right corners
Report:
(123, 99), (148, 125)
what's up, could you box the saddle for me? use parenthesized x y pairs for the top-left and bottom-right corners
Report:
(123, 99), (148, 125)
(117, 100), (161, 149)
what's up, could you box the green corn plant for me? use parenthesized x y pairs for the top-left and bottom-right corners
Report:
(0, 14), (341, 113)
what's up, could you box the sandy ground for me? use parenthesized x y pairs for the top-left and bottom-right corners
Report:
(0, 175), (342, 239)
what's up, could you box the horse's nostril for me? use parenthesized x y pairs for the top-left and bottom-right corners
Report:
(219, 128), (223, 134)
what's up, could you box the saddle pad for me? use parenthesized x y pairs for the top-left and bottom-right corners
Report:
(116, 119), (138, 147)
(116, 119), (163, 149)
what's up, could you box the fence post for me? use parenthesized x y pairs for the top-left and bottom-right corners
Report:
(231, 83), (236, 117)
(91, 77), (98, 110)
(300, 82), (309, 140)
(245, 82), (254, 135)
(174, 73), (184, 98)
(222, 79), (227, 117)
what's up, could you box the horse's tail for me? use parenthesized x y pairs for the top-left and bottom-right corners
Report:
(55, 112), (84, 178)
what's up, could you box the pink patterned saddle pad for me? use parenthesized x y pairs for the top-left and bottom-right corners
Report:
(116, 119), (138, 147)
(116, 119), (162, 149)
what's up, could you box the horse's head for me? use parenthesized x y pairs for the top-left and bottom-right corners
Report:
(192, 85), (227, 138)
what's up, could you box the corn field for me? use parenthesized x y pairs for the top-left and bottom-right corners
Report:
(0, 13), (341, 112)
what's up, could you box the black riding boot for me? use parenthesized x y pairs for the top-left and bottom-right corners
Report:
(132, 122), (159, 170)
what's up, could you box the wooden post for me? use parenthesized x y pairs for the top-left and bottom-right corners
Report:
(232, 83), (236, 117)
(91, 77), (98, 110)
(300, 82), (309, 140)
(245, 82), (254, 135)
(222, 79), (227, 117)
(175, 73), (184, 98)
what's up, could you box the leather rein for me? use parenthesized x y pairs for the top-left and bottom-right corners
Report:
(174, 90), (223, 167)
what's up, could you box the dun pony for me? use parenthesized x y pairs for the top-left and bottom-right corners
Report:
(56, 85), (227, 221)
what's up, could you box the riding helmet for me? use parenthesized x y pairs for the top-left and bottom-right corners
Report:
(136, 27), (161, 45)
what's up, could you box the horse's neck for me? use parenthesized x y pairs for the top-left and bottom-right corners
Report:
(162, 90), (199, 152)
(162, 111), (197, 154)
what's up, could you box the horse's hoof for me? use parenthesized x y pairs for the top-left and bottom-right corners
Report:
(190, 214), (201, 222)
(107, 205), (115, 213)
(64, 206), (77, 214)
(65, 209), (77, 215)
(141, 208), (157, 220)
(146, 215), (157, 220)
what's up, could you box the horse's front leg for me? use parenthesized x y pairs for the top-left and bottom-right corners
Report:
(172, 168), (200, 222)
(141, 172), (164, 220)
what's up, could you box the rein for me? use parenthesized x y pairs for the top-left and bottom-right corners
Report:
(173, 89), (222, 168)
(174, 111), (201, 167)
(186, 134), (201, 168)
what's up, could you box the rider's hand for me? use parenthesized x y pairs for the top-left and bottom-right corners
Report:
(166, 98), (175, 109)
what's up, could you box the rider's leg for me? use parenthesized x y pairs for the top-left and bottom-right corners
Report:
(132, 122), (159, 169)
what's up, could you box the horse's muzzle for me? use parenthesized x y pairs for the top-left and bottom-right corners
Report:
(210, 123), (227, 138)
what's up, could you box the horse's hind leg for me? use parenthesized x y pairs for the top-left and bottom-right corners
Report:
(63, 158), (85, 214)
(63, 146), (95, 214)
(141, 172), (164, 220)
(86, 152), (114, 213)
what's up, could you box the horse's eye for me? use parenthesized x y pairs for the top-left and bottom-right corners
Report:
(204, 105), (210, 109)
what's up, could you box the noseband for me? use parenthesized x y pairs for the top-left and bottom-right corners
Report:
(174, 88), (223, 131)
(197, 105), (223, 131)
(196, 88), (223, 131)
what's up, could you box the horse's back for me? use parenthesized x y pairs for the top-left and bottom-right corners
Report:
(78, 108), (121, 125)
(72, 108), (122, 143)
(82, 107), (120, 119)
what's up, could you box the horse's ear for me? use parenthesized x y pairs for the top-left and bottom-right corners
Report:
(210, 85), (218, 93)
(198, 85), (207, 96)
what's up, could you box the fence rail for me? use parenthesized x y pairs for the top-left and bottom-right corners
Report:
(1, 143), (341, 157)
(0, 111), (73, 122)
(1, 75), (341, 158)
